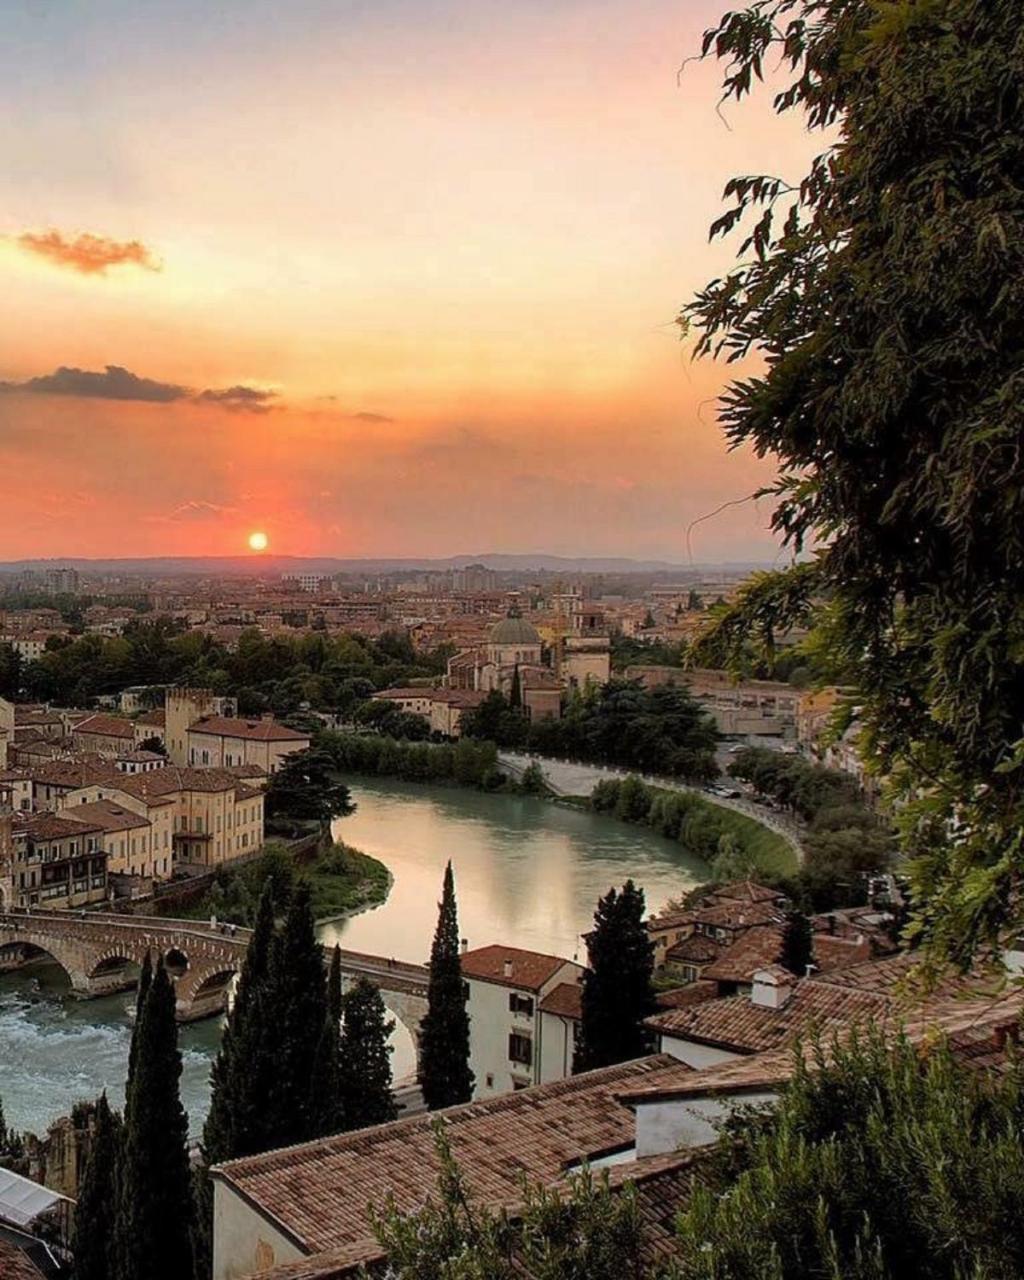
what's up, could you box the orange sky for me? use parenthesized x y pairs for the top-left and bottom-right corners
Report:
(0, 0), (819, 563)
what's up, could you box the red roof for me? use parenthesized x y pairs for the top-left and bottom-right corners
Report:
(188, 715), (310, 742)
(461, 944), (574, 992)
(74, 713), (136, 739)
(538, 981), (583, 1020)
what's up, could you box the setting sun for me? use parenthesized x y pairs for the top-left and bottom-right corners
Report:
(248, 530), (268, 552)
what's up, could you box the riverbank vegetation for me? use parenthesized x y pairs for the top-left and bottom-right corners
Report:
(461, 678), (720, 782)
(171, 841), (390, 928)
(726, 748), (894, 910)
(589, 775), (797, 884)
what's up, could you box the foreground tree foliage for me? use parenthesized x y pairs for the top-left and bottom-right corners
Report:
(372, 1032), (1024, 1280)
(674, 1031), (1024, 1279)
(574, 880), (656, 1073)
(419, 861), (474, 1109)
(371, 1123), (647, 1280)
(686, 0), (1024, 963)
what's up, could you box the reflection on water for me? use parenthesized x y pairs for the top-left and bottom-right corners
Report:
(322, 779), (708, 962)
(0, 778), (708, 1134)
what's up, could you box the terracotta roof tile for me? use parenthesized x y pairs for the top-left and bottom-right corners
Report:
(212, 1055), (693, 1259)
(74, 713), (137, 739)
(538, 982), (582, 1020)
(188, 715), (310, 742)
(461, 945), (574, 992)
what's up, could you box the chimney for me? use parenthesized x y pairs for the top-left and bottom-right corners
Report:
(460, 938), (468, 954)
(503, 958), (513, 980)
(750, 966), (794, 1010)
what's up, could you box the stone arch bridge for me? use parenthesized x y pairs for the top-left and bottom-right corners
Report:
(0, 910), (429, 1047)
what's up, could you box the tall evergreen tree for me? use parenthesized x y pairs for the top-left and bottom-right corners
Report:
(126, 950), (152, 1085)
(72, 1093), (121, 1280)
(194, 883), (278, 1280)
(266, 882), (328, 1146)
(116, 960), (193, 1280)
(418, 861), (474, 1110)
(340, 979), (397, 1130)
(201, 882), (276, 1164)
(778, 908), (815, 978)
(574, 881), (655, 1074)
(308, 946), (345, 1138)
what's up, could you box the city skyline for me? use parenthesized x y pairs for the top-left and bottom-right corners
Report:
(1, 0), (817, 562)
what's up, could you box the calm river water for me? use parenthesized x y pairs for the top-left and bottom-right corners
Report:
(0, 778), (707, 1135)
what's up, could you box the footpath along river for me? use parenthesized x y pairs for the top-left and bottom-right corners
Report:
(0, 776), (711, 1134)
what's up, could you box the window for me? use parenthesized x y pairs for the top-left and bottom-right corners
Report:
(509, 993), (534, 1017)
(508, 1032), (532, 1067)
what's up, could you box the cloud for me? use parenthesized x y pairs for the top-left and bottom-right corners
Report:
(161, 500), (238, 522)
(1, 364), (187, 402)
(348, 410), (394, 423)
(0, 365), (279, 412)
(195, 385), (279, 414)
(15, 230), (160, 276)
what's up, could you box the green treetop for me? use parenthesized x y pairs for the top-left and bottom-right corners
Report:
(574, 880), (655, 1074)
(686, 0), (1024, 963)
(418, 861), (474, 1110)
(115, 960), (194, 1280)
(340, 978), (398, 1131)
(72, 1093), (122, 1280)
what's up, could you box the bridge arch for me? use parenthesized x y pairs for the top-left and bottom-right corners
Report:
(0, 937), (84, 993)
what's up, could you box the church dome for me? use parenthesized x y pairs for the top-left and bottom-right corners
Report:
(488, 613), (541, 646)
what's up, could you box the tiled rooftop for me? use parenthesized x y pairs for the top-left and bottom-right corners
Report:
(460, 944), (573, 991)
(188, 715), (309, 742)
(212, 1055), (693, 1260)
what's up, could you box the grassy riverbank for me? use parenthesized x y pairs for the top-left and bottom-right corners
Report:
(173, 841), (391, 927)
(587, 775), (798, 882)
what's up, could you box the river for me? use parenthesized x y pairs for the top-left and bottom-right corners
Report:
(0, 778), (709, 1136)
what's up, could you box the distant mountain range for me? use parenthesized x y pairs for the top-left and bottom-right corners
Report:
(0, 553), (774, 577)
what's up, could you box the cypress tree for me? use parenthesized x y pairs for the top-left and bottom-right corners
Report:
(116, 960), (193, 1280)
(574, 880), (655, 1074)
(509, 664), (522, 709)
(194, 883), (278, 1279)
(266, 882), (328, 1146)
(778, 908), (815, 978)
(202, 882), (276, 1164)
(72, 1093), (121, 1280)
(126, 950), (152, 1086)
(308, 947), (345, 1138)
(340, 979), (397, 1130)
(418, 861), (474, 1110)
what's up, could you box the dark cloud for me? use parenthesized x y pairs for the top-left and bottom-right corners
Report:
(348, 410), (394, 423)
(15, 230), (160, 276)
(1, 364), (186, 402)
(195, 385), (279, 414)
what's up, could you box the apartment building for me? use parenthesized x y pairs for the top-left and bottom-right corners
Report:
(460, 945), (585, 1098)
(72, 713), (137, 758)
(6, 813), (107, 909)
(185, 714), (310, 773)
(62, 798), (168, 880)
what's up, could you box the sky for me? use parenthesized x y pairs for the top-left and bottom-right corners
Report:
(0, 0), (819, 563)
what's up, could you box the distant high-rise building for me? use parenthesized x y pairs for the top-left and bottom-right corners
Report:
(45, 567), (80, 596)
(453, 563), (497, 593)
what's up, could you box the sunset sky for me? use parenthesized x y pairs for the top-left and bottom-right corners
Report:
(1, 0), (818, 563)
